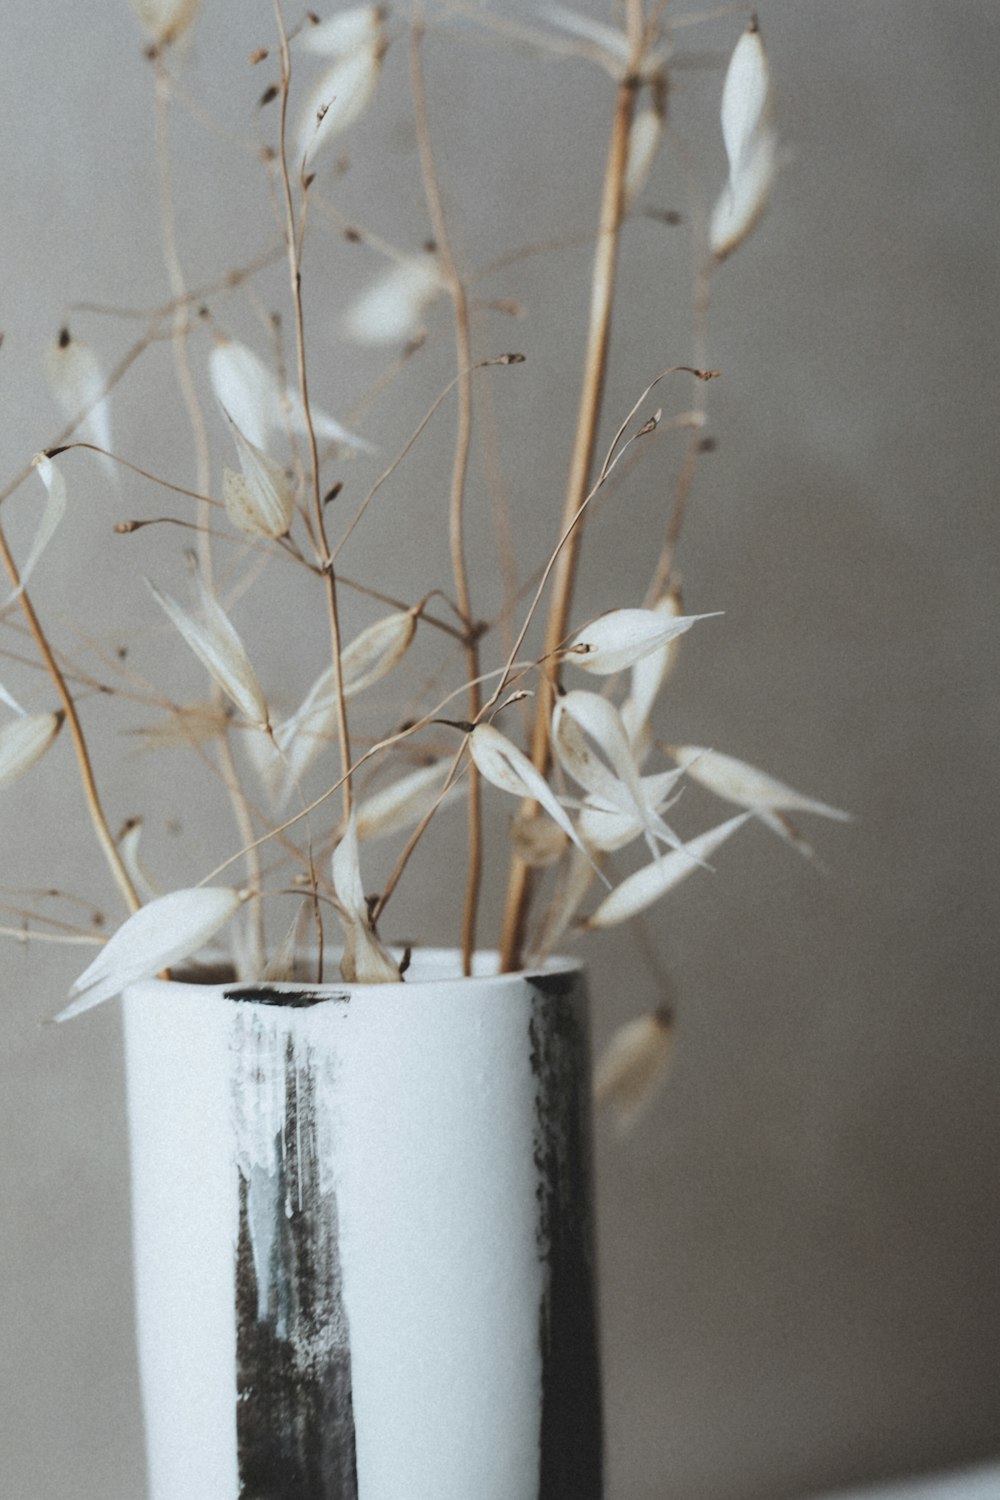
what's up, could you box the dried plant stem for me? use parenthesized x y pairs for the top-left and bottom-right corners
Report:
(498, 63), (640, 971)
(274, 0), (354, 826)
(0, 531), (140, 916)
(154, 54), (267, 949)
(411, 15), (482, 975)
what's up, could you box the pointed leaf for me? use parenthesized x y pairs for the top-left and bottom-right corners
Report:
(299, 6), (382, 56)
(621, 588), (685, 758)
(594, 1009), (675, 1133)
(584, 813), (750, 929)
(355, 760), (458, 841)
(468, 722), (606, 879)
(624, 106), (664, 210)
(43, 333), (114, 471)
(56, 886), (242, 1021)
(343, 259), (444, 346)
(222, 413), (294, 538)
(296, 41), (384, 164)
(668, 745), (852, 820)
(210, 338), (374, 453)
(720, 21), (770, 179)
(566, 606), (718, 676)
(148, 575), (268, 726)
(0, 711), (63, 787)
(5, 456), (68, 603)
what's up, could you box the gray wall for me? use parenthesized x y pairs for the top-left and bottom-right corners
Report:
(1, 3), (998, 1498)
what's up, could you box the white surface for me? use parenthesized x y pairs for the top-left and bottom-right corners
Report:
(810, 1462), (1000, 1500)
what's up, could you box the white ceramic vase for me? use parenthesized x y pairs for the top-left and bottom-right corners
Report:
(122, 950), (602, 1500)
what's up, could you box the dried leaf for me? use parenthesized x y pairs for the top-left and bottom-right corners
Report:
(621, 588), (685, 759)
(43, 333), (113, 471)
(468, 722), (602, 875)
(128, 701), (230, 752)
(148, 572), (268, 726)
(343, 258), (444, 346)
(710, 20), (777, 261)
(56, 886), (242, 1022)
(296, 40), (384, 164)
(624, 106), (664, 211)
(668, 746), (852, 821)
(594, 1009), (675, 1132)
(222, 413), (294, 539)
(5, 456), (68, 603)
(566, 606), (717, 676)
(584, 812), (751, 929)
(553, 691), (686, 860)
(210, 338), (373, 452)
(576, 766), (684, 852)
(331, 814), (401, 983)
(261, 901), (313, 982)
(0, 711), (63, 787)
(543, 5), (630, 66)
(355, 760), (458, 841)
(128, 0), (199, 46)
(299, 5), (382, 56)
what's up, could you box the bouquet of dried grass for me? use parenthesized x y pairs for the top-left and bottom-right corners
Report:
(1, 0), (846, 1121)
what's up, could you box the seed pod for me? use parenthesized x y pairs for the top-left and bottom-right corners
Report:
(43, 332), (113, 469)
(57, 886), (243, 1021)
(296, 35), (385, 165)
(148, 573), (268, 727)
(594, 1009), (675, 1133)
(710, 20), (778, 261)
(584, 813), (750, 929)
(221, 416), (295, 539)
(566, 606), (716, 677)
(468, 722), (596, 870)
(5, 456), (68, 603)
(331, 815), (401, 983)
(210, 337), (373, 453)
(0, 711), (63, 787)
(343, 259), (445, 346)
(355, 760), (458, 842)
(668, 745), (852, 821)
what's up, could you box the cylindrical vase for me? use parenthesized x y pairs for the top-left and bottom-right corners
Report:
(122, 950), (602, 1500)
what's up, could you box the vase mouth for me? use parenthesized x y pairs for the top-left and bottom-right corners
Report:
(161, 946), (583, 998)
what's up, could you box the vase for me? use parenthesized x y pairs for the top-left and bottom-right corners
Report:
(121, 949), (602, 1500)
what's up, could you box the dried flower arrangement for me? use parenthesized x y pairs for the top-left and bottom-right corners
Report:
(1, 0), (847, 1119)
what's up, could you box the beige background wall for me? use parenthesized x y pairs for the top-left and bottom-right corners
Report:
(1, 3), (998, 1498)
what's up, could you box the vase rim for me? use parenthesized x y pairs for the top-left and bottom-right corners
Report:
(133, 946), (584, 1001)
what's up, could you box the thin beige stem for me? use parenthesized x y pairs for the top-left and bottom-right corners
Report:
(499, 63), (641, 971)
(410, 13), (482, 974)
(273, 0), (354, 825)
(0, 528), (139, 916)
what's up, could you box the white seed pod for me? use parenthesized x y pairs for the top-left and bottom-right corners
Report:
(621, 588), (685, 759)
(299, 5), (382, 57)
(584, 813), (750, 929)
(668, 746), (852, 821)
(341, 610), (418, 696)
(0, 711), (63, 787)
(710, 20), (777, 261)
(331, 814), (401, 983)
(221, 415), (295, 539)
(295, 38), (385, 165)
(565, 606), (717, 677)
(0, 680), (25, 716)
(468, 722), (600, 873)
(553, 690), (686, 860)
(210, 338), (373, 453)
(624, 106), (665, 211)
(594, 1009), (675, 1133)
(56, 886), (243, 1022)
(43, 333), (114, 474)
(5, 455), (68, 604)
(128, 0), (199, 46)
(355, 760), (458, 842)
(343, 258), (445, 346)
(148, 574), (268, 727)
(577, 767), (684, 853)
